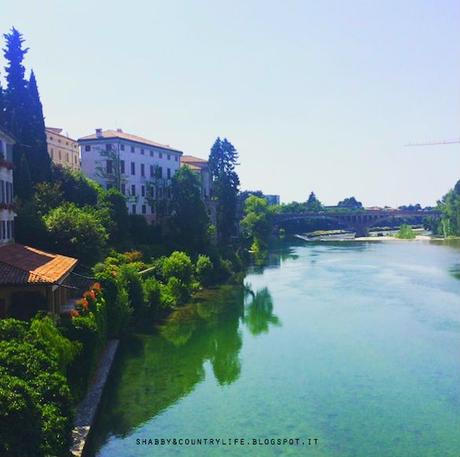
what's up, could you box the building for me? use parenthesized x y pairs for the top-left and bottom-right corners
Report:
(181, 155), (216, 224)
(0, 127), (16, 245)
(265, 194), (280, 206)
(0, 128), (79, 320)
(46, 127), (80, 171)
(0, 244), (78, 319)
(79, 128), (182, 222)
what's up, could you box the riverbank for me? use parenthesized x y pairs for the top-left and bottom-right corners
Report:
(71, 340), (119, 457)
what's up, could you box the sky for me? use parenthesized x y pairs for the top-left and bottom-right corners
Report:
(1, 0), (459, 207)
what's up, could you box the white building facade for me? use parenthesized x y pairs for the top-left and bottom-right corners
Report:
(0, 128), (16, 245)
(46, 127), (80, 171)
(79, 129), (182, 222)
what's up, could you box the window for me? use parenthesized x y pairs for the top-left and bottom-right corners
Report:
(106, 160), (113, 174)
(175, 155), (178, 162)
(0, 181), (4, 203)
(121, 183), (126, 194)
(150, 150), (153, 157)
(132, 204), (136, 214)
(141, 148), (144, 155)
(85, 145), (91, 152)
(58, 150), (62, 160)
(131, 162), (135, 175)
(131, 184), (136, 196)
(50, 148), (54, 159)
(66, 153), (69, 162)
(120, 144), (125, 151)
(131, 145), (135, 153)
(157, 166), (163, 178)
(150, 165), (154, 178)
(74, 156), (77, 164)
(106, 143), (112, 151)
(1, 221), (6, 239)
(49, 136), (53, 141)
(159, 152), (163, 159)
(120, 160), (125, 174)
(141, 185), (145, 197)
(142, 205), (146, 214)
(167, 154), (171, 160)
(141, 163), (145, 177)
(167, 168), (171, 179)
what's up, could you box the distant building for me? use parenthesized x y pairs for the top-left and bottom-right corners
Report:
(79, 128), (182, 222)
(181, 155), (216, 224)
(0, 127), (15, 245)
(264, 194), (280, 206)
(46, 127), (80, 171)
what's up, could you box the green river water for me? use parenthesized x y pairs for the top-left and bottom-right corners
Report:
(88, 240), (460, 457)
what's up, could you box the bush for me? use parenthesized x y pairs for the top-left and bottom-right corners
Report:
(118, 264), (145, 318)
(195, 255), (214, 287)
(396, 224), (416, 239)
(166, 276), (190, 305)
(44, 203), (108, 265)
(162, 251), (193, 285)
(143, 277), (162, 318)
(0, 319), (74, 457)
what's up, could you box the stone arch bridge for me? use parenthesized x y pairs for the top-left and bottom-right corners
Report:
(273, 209), (441, 237)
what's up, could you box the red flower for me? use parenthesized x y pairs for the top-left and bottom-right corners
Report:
(70, 309), (80, 317)
(80, 298), (89, 310)
(91, 282), (102, 292)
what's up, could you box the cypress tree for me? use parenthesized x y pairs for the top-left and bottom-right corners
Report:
(208, 137), (240, 244)
(3, 27), (29, 138)
(0, 82), (5, 129)
(16, 152), (33, 199)
(3, 27), (51, 191)
(27, 70), (51, 182)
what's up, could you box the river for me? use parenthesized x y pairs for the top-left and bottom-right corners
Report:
(88, 240), (460, 457)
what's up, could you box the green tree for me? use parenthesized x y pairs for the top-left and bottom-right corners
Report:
(169, 166), (209, 252)
(162, 251), (193, 285)
(437, 180), (460, 237)
(195, 255), (214, 287)
(98, 188), (131, 248)
(241, 195), (273, 252)
(305, 191), (323, 212)
(337, 196), (363, 209)
(43, 203), (108, 264)
(26, 70), (51, 183)
(396, 224), (416, 239)
(3, 29), (51, 194)
(32, 182), (64, 215)
(208, 137), (240, 244)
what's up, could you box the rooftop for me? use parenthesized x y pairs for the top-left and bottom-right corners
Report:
(78, 129), (183, 154)
(181, 155), (208, 169)
(0, 244), (78, 285)
(45, 127), (77, 142)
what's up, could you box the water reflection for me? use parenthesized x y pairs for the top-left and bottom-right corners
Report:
(243, 287), (281, 336)
(88, 283), (280, 454)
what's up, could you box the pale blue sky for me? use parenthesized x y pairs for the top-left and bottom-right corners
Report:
(1, 0), (459, 206)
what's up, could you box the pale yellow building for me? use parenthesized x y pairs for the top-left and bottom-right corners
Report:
(46, 127), (80, 170)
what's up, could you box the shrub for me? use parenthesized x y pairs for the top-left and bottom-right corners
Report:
(43, 203), (108, 265)
(195, 255), (214, 287)
(143, 277), (162, 318)
(118, 264), (145, 318)
(166, 276), (190, 305)
(162, 251), (193, 284)
(396, 224), (416, 239)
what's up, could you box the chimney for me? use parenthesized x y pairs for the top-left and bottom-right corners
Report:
(95, 128), (103, 138)
(116, 128), (123, 133)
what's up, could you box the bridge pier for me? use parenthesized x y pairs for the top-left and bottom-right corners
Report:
(353, 225), (369, 237)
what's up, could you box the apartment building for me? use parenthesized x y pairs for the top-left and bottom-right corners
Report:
(46, 127), (80, 171)
(0, 127), (15, 245)
(180, 155), (216, 224)
(79, 128), (182, 222)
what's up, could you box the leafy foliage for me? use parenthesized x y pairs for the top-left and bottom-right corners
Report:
(209, 137), (240, 244)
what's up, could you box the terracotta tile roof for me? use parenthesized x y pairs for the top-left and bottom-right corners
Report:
(0, 244), (78, 285)
(78, 129), (183, 154)
(182, 163), (201, 171)
(181, 155), (208, 170)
